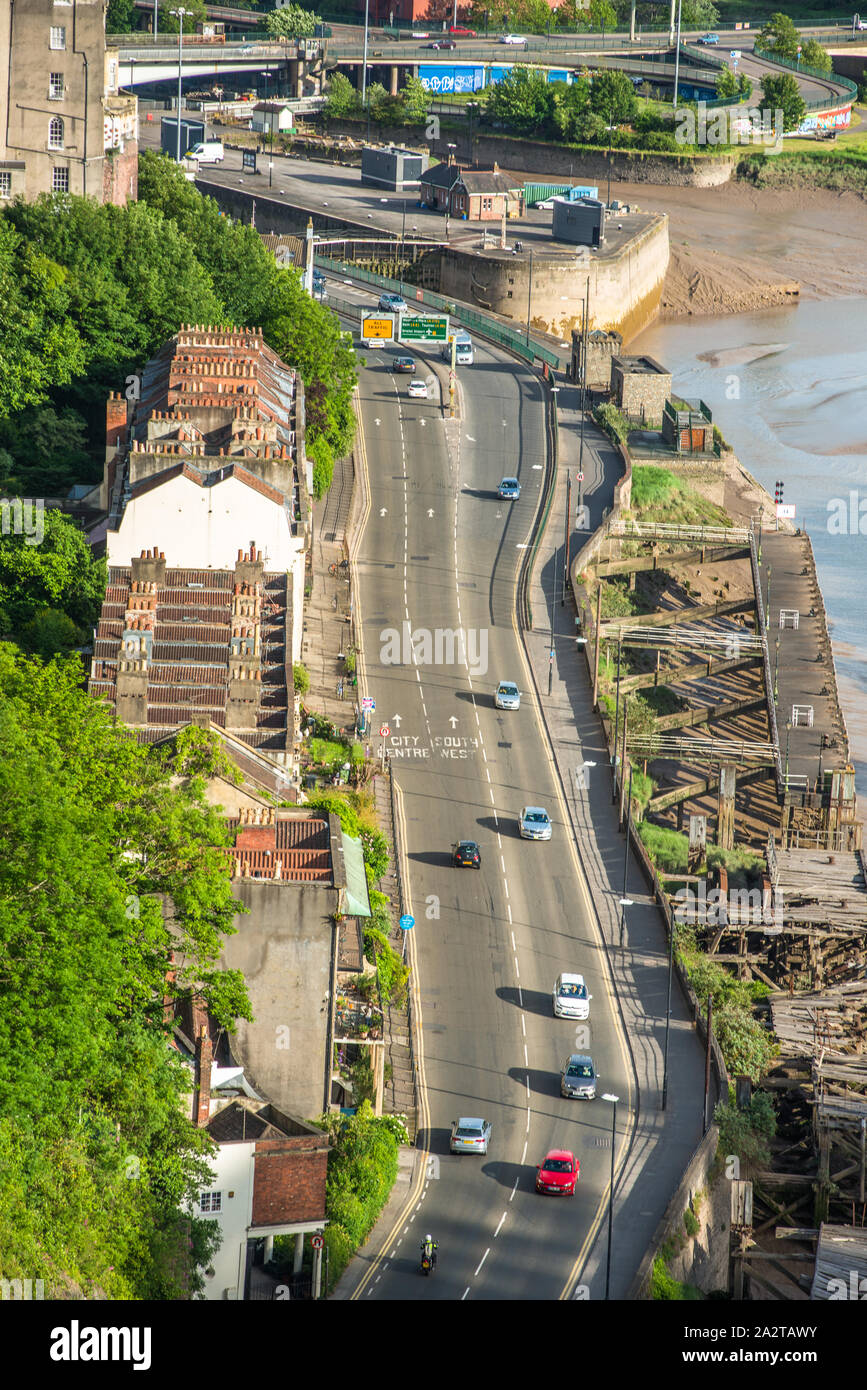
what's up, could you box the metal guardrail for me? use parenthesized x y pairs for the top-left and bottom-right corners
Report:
(315, 255), (562, 369)
(752, 40), (858, 109)
(605, 622), (764, 652)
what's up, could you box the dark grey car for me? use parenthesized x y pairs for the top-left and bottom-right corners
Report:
(560, 1054), (597, 1100)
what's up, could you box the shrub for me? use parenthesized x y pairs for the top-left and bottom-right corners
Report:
(714, 1092), (776, 1170)
(683, 1207), (700, 1238)
(593, 402), (631, 447)
(638, 822), (689, 873)
(293, 662), (310, 695)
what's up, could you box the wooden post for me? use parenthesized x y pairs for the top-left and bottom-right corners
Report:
(592, 582), (602, 709)
(718, 762), (736, 850)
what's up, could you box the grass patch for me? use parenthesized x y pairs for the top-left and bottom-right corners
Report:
(652, 1254), (704, 1300)
(706, 843), (766, 890)
(638, 822), (689, 873)
(308, 737), (350, 770)
(630, 465), (732, 529)
(630, 767), (655, 815)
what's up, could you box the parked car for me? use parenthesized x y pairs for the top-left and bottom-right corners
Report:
(536, 1150), (579, 1195)
(408, 379), (428, 398)
(697, 32), (719, 43)
(425, 38), (456, 48)
(186, 140), (224, 164)
(452, 839), (481, 868)
(500, 33), (527, 44)
(552, 972), (592, 1020)
(449, 25), (477, 36)
(560, 1054), (598, 1100)
(519, 806), (552, 840)
(379, 292), (407, 312)
(393, 355), (416, 373)
(494, 681), (520, 711)
(498, 477), (520, 500)
(450, 1117), (491, 1154)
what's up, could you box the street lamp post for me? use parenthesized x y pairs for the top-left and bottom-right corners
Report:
(525, 248), (534, 347)
(784, 720), (793, 789)
(601, 1094), (619, 1299)
(154, 0), (159, 39)
(773, 637), (780, 704)
(606, 119), (615, 208)
(619, 763), (633, 947)
(361, 0), (370, 106)
(399, 198), (406, 295)
(672, 0), (683, 107)
(170, 8), (192, 164)
(577, 276), (589, 516)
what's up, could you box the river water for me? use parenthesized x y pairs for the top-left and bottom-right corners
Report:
(633, 296), (867, 793)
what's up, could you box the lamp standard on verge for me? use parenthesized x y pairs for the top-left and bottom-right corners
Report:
(601, 1093), (619, 1299)
(170, 8), (192, 164)
(661, 900), (676, 1109)
(785, 720), (793, 789)
(672, 0), (683, 108)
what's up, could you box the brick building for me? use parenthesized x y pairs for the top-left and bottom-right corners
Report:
(0, 0), (137, 204)
(570, 328), (623, 390)
(420, 162), (523, 222)
(87, 324), (311, 775)
(197, 1099), (329, 1301)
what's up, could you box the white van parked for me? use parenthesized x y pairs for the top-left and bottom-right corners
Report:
(186, 141), (225, 164)
(441, 330), (474, 365)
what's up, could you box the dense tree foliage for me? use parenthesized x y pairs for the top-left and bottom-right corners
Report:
(265, 4), (322, 37)
(760, 72), (807, 132)
(758, 11), (801, 60)
(0, 508), (105, 653)
(0, 656), (252, 1296)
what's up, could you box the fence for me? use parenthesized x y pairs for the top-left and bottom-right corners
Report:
(753, 41), (858, 110)
(749, 525), (783, 792)
(314, 254), (562, 368)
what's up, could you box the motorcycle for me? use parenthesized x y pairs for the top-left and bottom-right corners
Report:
(420, 1248), (436, 1276)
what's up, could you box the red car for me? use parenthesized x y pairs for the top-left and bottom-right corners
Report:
(536, 1149), (579, 1195)
(449, 25), (477, 36)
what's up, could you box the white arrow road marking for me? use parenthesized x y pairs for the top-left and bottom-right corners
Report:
(427, 509), (434, 517)
(419, 419), (426, 427)
(392, 714), (402, 727)
(466, 435), (476, 442)
(448, 715), (458, 728)
(380, 508), (388, 517)
(532, 464), (543, 469)
(374, 418), (381, 426)
(516, 542), (528, 549)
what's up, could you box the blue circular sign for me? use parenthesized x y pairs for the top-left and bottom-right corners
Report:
(399, 914), (415, 930)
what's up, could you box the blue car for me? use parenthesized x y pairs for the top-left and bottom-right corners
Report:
(498, 477), (520, 499)
(697, 32), (719, 43)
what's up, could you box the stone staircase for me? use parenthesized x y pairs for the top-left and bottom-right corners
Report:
(373, 771), (418, 1141)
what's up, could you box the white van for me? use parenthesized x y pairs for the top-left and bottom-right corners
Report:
(441, 330), (474, 365)
(186, 141), (224, 164)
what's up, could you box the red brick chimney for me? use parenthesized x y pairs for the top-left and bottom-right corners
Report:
(194, 1024), (213, 1127)
(106, 392), (128, 455)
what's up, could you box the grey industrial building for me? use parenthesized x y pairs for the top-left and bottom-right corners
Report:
(361, 144), (429, 191)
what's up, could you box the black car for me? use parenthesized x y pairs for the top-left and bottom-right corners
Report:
(453, 840), (481, 868)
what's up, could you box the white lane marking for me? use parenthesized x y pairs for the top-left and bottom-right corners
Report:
(524, 1043), (529, 1066)
(526, 1107), (531, 1132)
(462, 1287), (470, 1301)
(489, 788), (495, 804)
(507, 904), (512, 924)
(486, 767), (491, 782)
(497, 832), (502, 848)
(494, 1212), (507, 1238)
(482, 748), (487, 763)
(511, 932), (516, 950)
(513, 956), (519, 977)
(375, 1275), (381, 1284)
(525, 1075), (530, 1099)
(501, 855), (506, 873)
(475, 710), (480, 725)
(474, 1249), (490, 1277)
(510, 1177), (520, 1203)
(504, 880), (510, 899)
(518, 985), (523, 1007)
(521, 1014), (526, 1037)
(521, 1140), (528, 1165)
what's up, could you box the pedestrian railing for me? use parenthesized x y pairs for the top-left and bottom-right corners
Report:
(607, 519), (750, 544)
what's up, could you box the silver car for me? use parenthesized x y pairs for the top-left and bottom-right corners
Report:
(450, 1117), (492, 1154)
(494, 681), (520, 711)
(560, 1054), (597, 1100)
(519, 806), (552, 840)
(553, 972), (592, 1020)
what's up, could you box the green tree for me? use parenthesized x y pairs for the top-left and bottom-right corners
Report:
(293, 662), (310, 694)
(0, 403), (94, 497)
(324, 72), (361, 119)
(715, 65), (740, 101)
(551, 75), (591, 140)
(800, 38), (831, 73)
(155, 0), (208, 33)
(589, 0), (617, 35)
(16, 607), (84, 661)
(760, 72), (806, 132)
(0, 509), (106, 640)
(105, 0), (135, 32)
(589, 69), (637, 122)
(485, 65), (555, 135)
(758, 11), (800, 61)
(265, 4), (322, 37)
(0, 219), (85, 417)
(400, 74), (431, 125)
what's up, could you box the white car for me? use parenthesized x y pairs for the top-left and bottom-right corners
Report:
(553, 972), (592, 1020)
(408, 379), (428, 399)
(519, 806), (552, 840)
(500, 33), (527, 44)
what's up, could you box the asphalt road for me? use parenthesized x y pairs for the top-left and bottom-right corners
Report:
(345, 306), (634, 1300)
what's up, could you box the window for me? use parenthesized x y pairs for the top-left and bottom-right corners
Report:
(482, 197), (493, 212)
(51, 166), (69, 192)
(48, 117), (64, 150)
(0, 173), (10, 199)
(49, 72), (64, 100)
(199, 1191), (222, 1213)
(49, 26), (66, 50)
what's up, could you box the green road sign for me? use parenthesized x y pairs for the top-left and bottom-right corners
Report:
(399, 315), (449, 343)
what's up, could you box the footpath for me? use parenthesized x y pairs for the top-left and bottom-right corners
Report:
(520, 380), (711, 1298)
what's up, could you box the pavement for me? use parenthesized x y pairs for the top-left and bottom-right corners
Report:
(301, 449), (358, 737)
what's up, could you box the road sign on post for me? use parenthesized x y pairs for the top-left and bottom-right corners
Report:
(399, 315), (449, 343)
(361, 696), (375, 711)
(379, 725), (390, 737)
(399, 914), (415, 930)
(311, 1235), (324, 1250)
(361, 316), (395, 342)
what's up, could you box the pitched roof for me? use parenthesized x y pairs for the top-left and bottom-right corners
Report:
(420, 162), (462, 190)
(458, 170), (522, 196)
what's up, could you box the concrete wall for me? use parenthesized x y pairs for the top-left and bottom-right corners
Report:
(432, 213), (669, 345)
(323, 119), (736, 188)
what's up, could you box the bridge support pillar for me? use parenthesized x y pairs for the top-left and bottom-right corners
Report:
(390, 65), (399, 96)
